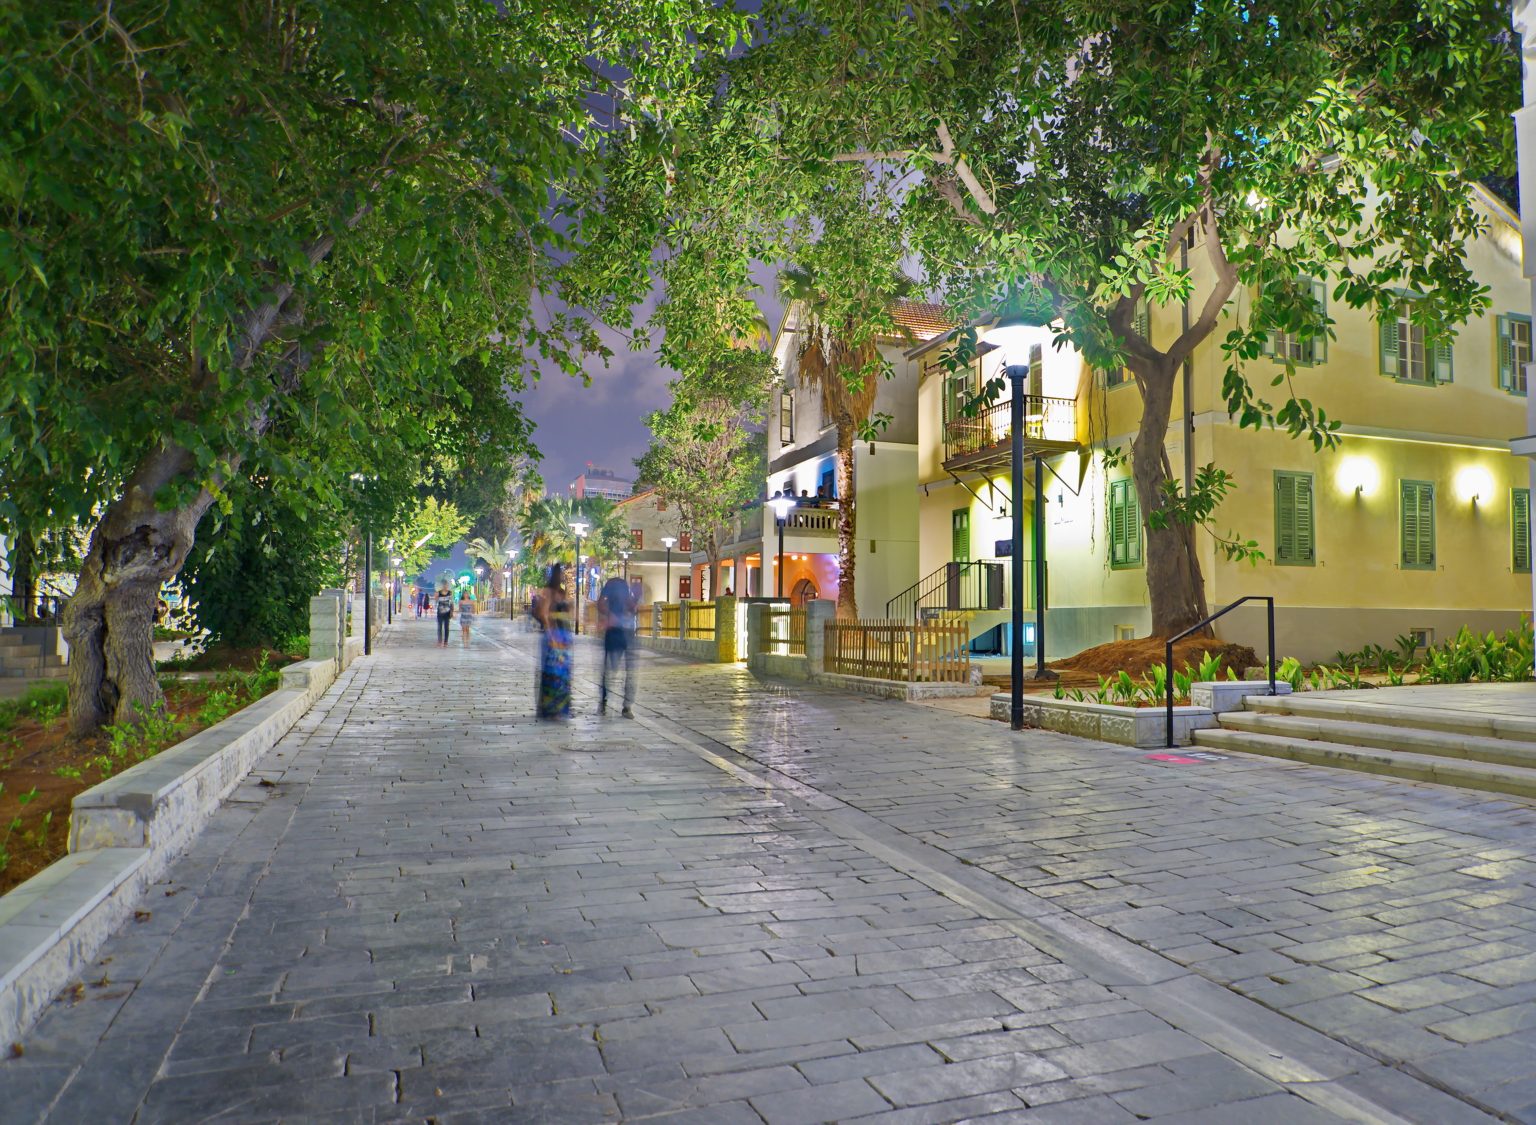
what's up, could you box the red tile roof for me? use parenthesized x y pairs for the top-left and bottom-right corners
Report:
(889, 300), (953, 341)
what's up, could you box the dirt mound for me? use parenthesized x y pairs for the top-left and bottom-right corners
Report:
(1051, 635), (1259, 680)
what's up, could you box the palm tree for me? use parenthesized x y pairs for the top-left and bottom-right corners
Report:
(466, 533), (516, 597)
(778, 266), (914, 618)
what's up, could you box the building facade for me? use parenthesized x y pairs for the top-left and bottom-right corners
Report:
(567, 466), (633, 501)
(615, 488), (688, 604)
(908, 187), (1532, 664)
(758, 300), (950, 613)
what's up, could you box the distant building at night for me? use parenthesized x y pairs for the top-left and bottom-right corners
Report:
(567, 465), (633, 501)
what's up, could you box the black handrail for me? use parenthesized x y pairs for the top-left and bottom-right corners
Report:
(1165, 595), (1276, 749)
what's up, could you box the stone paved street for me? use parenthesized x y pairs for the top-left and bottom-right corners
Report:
(4, 617), (1536, 1122)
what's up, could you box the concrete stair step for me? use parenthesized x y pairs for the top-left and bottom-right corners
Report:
(1219, 710), (1536, 770)
(1193, 727), (1536, 800)
(1245, 691), (1536, 744)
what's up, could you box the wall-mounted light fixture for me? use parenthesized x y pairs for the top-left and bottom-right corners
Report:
(1337, 456), (1379, 499)
(1456, 465), (1495, 509)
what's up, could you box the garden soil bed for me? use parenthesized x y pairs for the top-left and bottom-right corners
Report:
(1049, 635), (1260, 680)
(0, 648), (299, 896)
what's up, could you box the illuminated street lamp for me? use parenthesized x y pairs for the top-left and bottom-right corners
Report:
(767, 495), (796, 599)
(388, 555), (402, 623)
(570, 520), (589, 633)
(620, 549), (631, 582)
(986, 311), (1053, 730)
(661, 536), (676, 600)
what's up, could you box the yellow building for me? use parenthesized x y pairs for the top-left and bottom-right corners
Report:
(911, 188), (1532, 664)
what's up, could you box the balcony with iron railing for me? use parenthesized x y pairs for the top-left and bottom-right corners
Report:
(943, 395), (1077, 472)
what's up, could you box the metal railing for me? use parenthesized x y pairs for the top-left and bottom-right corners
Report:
(944, 395), (1075, 461)
(1165, 596), (1276, 748)
(886, 560), (1009, 622)
(1, 578), (74, 625)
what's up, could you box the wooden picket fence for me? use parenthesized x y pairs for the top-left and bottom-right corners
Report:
(763, 605), (807, 655)
(823, 617), (970, 683)
(686, 600), (716, 640)
(659, 602), (681, 638)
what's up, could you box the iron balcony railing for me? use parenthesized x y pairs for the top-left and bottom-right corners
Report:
(944, 395), (1076, 463)
(886, 559), (1020, 622)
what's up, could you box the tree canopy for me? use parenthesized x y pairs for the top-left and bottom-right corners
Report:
(575, 0), (1519, 635)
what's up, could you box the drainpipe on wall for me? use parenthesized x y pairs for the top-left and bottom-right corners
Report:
(1512, 0), (1536, 676)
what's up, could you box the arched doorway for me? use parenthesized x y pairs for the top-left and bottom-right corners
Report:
(791, 577), (818, 608)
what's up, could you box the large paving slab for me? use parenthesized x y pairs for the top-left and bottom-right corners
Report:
(0, 616), (1526, 1122)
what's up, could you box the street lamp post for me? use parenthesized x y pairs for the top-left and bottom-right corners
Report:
(388, 555), (402, 624)
(570, 521), (589, 634)
(986, 312), (1055, 731)
(508, 548), (519, 619)
(620, 550), (631, 583)
(767, 496), (796, 599)
(661, 536), (676, 600)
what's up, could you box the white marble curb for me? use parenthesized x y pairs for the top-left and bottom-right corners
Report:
(0, 655), (341, 1046)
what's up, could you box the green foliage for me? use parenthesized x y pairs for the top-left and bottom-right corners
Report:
(183, 477), (347, 651)
(1420, 622), (1536, 684)
(390, 497), (472, 579)
(634, 348), (772, 570)
(1276, 657), (1306, 691)
(0, 682), (69, 733)
(1150, 466), (1264, 564)
(0, 0), (745, 552)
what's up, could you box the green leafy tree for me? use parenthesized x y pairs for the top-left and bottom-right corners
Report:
(390, 498), (471, 579)
(183, 480), (347, 652)
(636, 349), (772, 596)
(0, 1), (744, 732)
(575, 0), (1516, 638)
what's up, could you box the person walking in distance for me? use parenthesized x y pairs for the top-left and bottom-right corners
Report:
(598, 573), (637, 718)
(457, 586), (475, 647)
(434, 580), (455, 647)
(534, 564), (573, 720)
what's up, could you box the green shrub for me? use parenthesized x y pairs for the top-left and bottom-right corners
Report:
(1420, 621), (1535, 684)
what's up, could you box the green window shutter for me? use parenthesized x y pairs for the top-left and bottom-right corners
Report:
(1379, 305), (1401, 378)
(1433, 338), (1454, 383)
(1498, 315), (1515, 391)
(1309, 277), (1328, 364)
(1261, 331), (1277, 358)
(1401, 481), (1436, 569)
(1274, 474), (1295, 562)
(1515, 489), (1531, 573)
(1274, 472), (1315, 565)
(1109, 479), (1141, 568)
(951, 508), (970, 563)
(1295, 473), (1314, 562)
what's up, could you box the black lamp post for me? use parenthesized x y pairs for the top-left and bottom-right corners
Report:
(768, 495), (795, 598)
(570, 521), (588, 634)
(661, 536), (676, 600)
(988, 313), (1055, 731)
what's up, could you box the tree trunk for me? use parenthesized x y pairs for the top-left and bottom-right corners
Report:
(833, 423), (858, 619)
(63, 443), (224, 735)
(1129, 360), (1207, 638)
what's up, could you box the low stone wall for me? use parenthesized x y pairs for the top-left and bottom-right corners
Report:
(812, 671), (986, 702)
(0, 652), (342, 1045)
(991, 693), (1217, 748)
(634, 634), (719, 662)
(750, 652), (808, 679)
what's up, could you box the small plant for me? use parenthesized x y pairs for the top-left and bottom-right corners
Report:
(53, 765), (83, 782)
(1275, 657), (1305, 691)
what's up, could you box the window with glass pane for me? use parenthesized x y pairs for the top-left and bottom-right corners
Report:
(1268, 277), (1327, 365)
(778, 391), (794, 444)
(1396, 303), (1428, 382)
